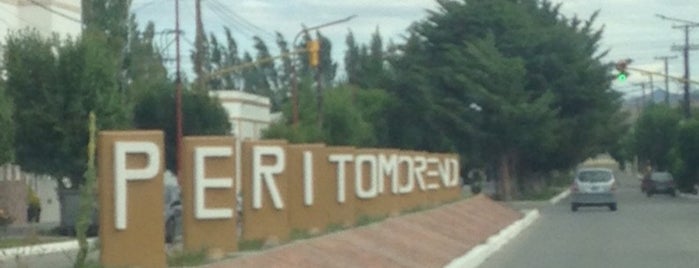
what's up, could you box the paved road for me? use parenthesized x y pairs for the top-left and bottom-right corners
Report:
(480, 169), (699, 268)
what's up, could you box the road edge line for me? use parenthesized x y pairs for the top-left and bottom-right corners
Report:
(0, 238), (97, 261)
(549, 189), (571, 204)
(679, 193), (699, 200)
(444, 209), (540, 268)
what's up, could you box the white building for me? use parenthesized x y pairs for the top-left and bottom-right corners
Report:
(209, 90), (275, 140)
(0, 0), (81, 57)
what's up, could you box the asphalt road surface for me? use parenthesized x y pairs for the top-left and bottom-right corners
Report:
(480, 169), (699, 268)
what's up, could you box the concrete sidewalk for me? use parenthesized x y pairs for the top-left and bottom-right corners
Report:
(207, 195), (524, 268)
(1, 195), (536, 267)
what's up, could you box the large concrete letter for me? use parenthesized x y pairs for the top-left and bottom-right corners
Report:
(194, 147), (234, 219)
(253, 146), (285, 209)
(114, 141), (160, 230)
(241, 140), (290, 242)
(98, 131), (165, 268)
(379, 154), (398, 194)
(329, 154), (353, 203)
(182, 137), (237, 254)
(355, 154), (378, 199)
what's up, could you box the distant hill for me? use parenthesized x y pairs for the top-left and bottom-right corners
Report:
(622, 88), (698, 107)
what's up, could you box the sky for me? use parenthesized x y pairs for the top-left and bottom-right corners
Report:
(131, 0), (699, 98)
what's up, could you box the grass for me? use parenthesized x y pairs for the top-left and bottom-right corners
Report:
(289, 228), (313, 241)
(355, 214), (388, 227)
(0, 236), (70, 249)
(168, 248), (208, 267)
(325, 223), (345, 233)
(237, 239), (264, 251)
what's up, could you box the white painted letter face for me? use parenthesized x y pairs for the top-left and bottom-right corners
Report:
(194, 147), (234, 219)
(329, 154), (353, 203)
(114, 141), (160, 230)
(355, 154), (378, 199)
(397, 156), (415, 194)
(379, 154), (398, 194)
(303, 151), (314, 206)
(252, 146), (285, 210)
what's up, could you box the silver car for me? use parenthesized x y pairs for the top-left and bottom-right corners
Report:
(570, 168), (618, 212)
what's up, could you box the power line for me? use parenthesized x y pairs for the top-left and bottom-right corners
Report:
(0, 5), (39, 29)
(203, 1), (258, 39)
(27, 0), (81, 24)
(206, 0), (275, 40)
(209, 0), (273, 36)
(655, 55), (678, 104)
(656, 14), (699, 118)
(132, 0), (166, 12)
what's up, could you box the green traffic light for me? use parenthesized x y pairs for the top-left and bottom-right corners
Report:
(617, 73), (627, 81)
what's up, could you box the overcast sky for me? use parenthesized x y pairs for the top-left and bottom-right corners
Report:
(132, 0), (699, 97)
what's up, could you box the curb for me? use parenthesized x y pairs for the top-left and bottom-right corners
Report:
(444, 209), (540, 268)
(0, 238), (97, 261)
(679, 193), (699, 200)
(549, 189), (571, 205)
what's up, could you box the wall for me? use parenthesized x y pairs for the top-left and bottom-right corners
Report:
(0, 164), (27, 226)
(210, 90), (272, 140)
(25, 174), (60, 223)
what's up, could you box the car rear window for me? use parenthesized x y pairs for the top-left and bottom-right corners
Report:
(577, 170), (613, 182)
(651, 173), (673, 182)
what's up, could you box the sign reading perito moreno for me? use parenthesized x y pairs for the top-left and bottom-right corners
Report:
(98, 131), (460, 267)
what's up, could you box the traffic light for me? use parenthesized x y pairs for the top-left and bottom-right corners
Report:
(307, 40), (320, 67)
(615, 59), (632, 81)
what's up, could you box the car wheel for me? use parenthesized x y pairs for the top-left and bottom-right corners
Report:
(609, 203), (617, 211)
(670, 189), (677, 197)
(571, 203), (578, 212)
(646, 191), (652, 198)
(165, 218), (175, 243)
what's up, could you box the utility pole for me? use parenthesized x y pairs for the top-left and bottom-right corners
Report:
(175, 0), (184, 184)
(194, 0), (206, 91)
(633, 82), (648, 107)
(656, 14), (699, 118)
(655, 55), (678, 105)
(289, 15), (357, 127)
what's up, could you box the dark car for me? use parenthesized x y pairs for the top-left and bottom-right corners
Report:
(164, 183), (182, 243)
(642, 172), (676, 197)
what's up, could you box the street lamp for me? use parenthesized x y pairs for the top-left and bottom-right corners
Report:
(290, 15), (357, 127)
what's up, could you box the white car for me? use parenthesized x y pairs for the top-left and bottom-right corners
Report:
(570, 167), (618, 212)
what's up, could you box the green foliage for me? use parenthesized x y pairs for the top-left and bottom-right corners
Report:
(675, 119), (699, 191)
(363, 0), (627, 198)
(133, 87), (231, 172)
(168, 248), (209, 267)
(0, 84), (13, 165)
(633, 104), (681, 170)
(262, 81), (393, 147)
(238, 239), (264, 251)
(322, 87), (375, 146)
(3, 30), (130, 185)
(75, 112), (97, 268)
(355, 214), (388, 227)
(124, 20), (170, 106)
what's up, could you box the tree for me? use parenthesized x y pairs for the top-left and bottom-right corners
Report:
(124, 19), (169, 106)
(133, 86), (231, 171)
(0, 81), (13, 165)
(383, 0), (624, 199)
(634, 104), (681, 171)
(675, 119), (699, 191)
(3, 30), (131, 185)
(344, 31), (361, 85)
